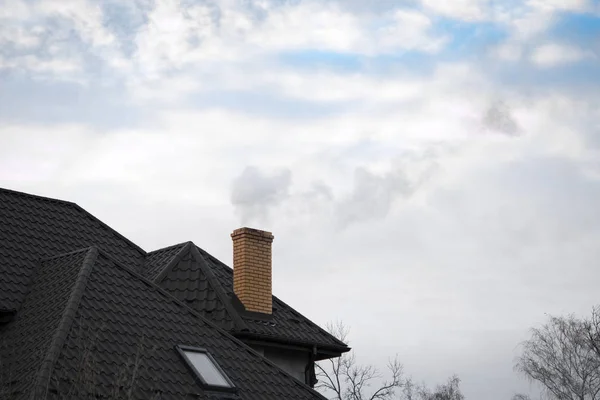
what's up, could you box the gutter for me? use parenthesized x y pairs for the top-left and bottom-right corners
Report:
(232, 331), (351, 360)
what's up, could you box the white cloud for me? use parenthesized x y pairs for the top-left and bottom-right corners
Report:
(531, 43), (594, 67)
(527, 0), (590, 13)
(247, 4), (444, 55)
(491, 41), (523, 61)
(0, 0), (118, 76)
(491, 0), (590, 42)
(36, 0), (115, 47)
(134, 0), (219, 78)
(493, 4), (557, 41)
(0, 0), (31, 19)
(0, 54), (82, 75)
(421, 0), (489, 21)
(131, 0), (446, 80)
(0, 25), (42, 48)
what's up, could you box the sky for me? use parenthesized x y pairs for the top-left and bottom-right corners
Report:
(1, 0), (599, 398)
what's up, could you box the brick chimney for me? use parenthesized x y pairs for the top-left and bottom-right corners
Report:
(231, 227), (274, 314)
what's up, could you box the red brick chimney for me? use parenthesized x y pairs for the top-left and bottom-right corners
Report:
(231, 227), (274, 314)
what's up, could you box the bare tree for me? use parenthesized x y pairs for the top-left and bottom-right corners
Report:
(515, 312), (600, 400)
(421, 375), (464, 400)
(584, 306), (600, 360)
(402, 375), (464, 400)
(511, 395), (532, 400)
(316, 321), (405, 400)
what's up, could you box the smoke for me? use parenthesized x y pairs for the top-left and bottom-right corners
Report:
(230, 147), (441, 228)
(482, 100), (520, 136)
(230, 166), (292, 224)
(335, 149), (440, 228)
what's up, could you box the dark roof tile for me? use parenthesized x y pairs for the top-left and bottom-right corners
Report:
(0, 248), (97, 398)
(143, 242), (190, 280)
(44, 250), (326, 399)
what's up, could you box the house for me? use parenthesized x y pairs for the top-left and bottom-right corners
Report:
(0, 187), (350, 399)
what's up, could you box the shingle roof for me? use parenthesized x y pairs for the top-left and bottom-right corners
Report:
(0, 188), (144, 312)
(1, 247), (327, 400)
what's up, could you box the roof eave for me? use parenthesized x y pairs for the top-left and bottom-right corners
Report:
(232, 331), (351, 358)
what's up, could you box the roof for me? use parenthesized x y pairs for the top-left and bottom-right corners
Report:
(0, 187), (144, 312)
(1, 246), (327, 399)
(0, 186), (348, 398)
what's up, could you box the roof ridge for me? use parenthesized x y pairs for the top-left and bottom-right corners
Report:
(0, 186), (77, 206)
(189, 245), (248, 332)
(153, 242), (193, 284)
(93, 248), (328, 400)
(146, 241), (190, 255)
(33, 247), (99, 399)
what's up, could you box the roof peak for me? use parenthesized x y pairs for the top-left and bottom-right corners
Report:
(147, 241), (194, 255)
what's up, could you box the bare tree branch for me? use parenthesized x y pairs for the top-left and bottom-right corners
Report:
(515, 311), (600, 400)
(316, 321), (405, 400)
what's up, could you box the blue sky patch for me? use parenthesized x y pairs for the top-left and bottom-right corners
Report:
(547, 12), (600, 48)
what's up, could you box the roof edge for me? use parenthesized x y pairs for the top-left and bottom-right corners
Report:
(0, 187), (77, 206)
(271, 295), (350, 349)
(233, 331), (351, 354)
(94, 248), (328, 400)
(71, 203), (146, 256)
(32, 247), (99, 400)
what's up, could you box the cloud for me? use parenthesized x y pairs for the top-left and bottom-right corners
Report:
(130, 0), (446, 82)
(0, 0), (447, 83)
(490, 41), (523, 62)
(230, 166), (292, 225)
(530, 43), (594, 67)
(421, 0), (488, 21)
(0, 0), (121, 78)
(527, 0), (591, 13)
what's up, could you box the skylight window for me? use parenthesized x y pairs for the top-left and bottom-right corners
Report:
(176, 346), (236, 392)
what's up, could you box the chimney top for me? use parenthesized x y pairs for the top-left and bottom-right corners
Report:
(231, 227), (274, 240)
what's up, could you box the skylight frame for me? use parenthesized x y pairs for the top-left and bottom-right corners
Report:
(175, 345), (237, 393)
